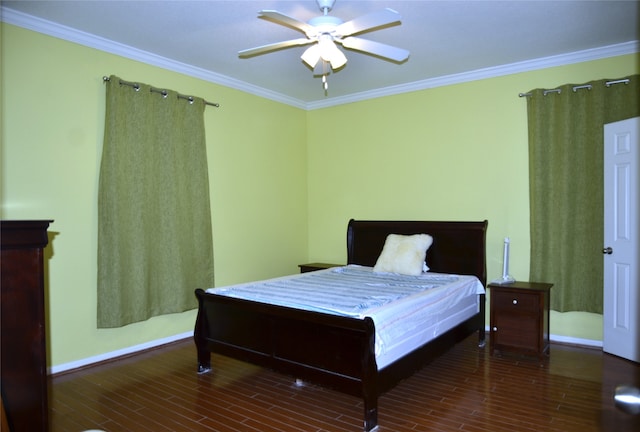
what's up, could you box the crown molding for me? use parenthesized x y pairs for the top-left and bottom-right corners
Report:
(306, 40), (640, 110)
(1, 7), (307, 109)
(3, 7), (638, 111)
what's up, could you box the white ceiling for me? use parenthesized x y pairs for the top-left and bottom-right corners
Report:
(3, 1), (639, 108)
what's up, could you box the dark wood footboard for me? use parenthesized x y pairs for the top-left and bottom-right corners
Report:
(194, 288), (380, 431)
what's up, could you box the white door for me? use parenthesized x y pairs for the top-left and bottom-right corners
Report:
(603, 117), (639, 363)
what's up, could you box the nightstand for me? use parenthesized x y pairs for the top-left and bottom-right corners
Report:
(298, 262), (341, 273)
(488, 281), (553, 359)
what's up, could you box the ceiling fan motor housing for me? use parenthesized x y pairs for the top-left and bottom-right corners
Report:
(308, 15), (344, 35)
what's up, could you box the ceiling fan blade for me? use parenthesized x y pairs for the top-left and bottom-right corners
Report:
(336, 8), (401, 37)
(339, 37), (409, 62)
(302, 42), (346, 71)
(259, 10), (316, 36)
(239, 38), (314, 58)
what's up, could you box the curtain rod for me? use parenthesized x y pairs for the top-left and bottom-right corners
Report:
(103, 76), (219, 107)
(518, 78), (630, 98)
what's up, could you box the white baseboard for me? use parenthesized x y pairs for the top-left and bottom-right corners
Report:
(50, 329), (604, 375)
(550, 334), (603, 348)
(49, 331), (192, 375)
(484, 325), (602, 349)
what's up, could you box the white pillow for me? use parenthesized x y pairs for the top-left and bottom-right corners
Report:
(373, 233), (433, 276)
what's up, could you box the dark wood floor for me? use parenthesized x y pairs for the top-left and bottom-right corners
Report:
(49, 334), (640, 432)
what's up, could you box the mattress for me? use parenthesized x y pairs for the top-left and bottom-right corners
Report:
(207, 265), (484, 369)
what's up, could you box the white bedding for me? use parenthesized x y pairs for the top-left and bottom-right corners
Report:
(207, 265), (484, 369)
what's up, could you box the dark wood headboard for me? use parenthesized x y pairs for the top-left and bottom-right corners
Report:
(346, 219), (488, 285)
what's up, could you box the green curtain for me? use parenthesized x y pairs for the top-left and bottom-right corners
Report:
(527, 75), (639, 313)
(97, 75), (214, 328)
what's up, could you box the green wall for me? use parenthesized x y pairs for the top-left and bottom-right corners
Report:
(2, 22), (638, 369)
(305, 55), (639, 343)
(1, 24), (307, 368)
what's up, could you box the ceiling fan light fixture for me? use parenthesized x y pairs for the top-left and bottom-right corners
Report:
(328, 48), (347, 69)
(318, 37), (347, 69)
(301, 45), (321, 68)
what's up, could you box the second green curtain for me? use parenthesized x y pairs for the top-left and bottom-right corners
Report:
(527, 75), (639, 313)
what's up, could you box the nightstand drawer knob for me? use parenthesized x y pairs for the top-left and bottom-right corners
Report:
(492, 326), (498, 331)
(512, 299), (518, 305)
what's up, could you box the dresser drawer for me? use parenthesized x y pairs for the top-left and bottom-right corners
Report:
(492, 290), (539, 313)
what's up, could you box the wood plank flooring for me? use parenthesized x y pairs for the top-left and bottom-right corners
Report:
(49, 335), (640, 432)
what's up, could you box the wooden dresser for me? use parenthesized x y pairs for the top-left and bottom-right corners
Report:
(1, 220), (53, 432)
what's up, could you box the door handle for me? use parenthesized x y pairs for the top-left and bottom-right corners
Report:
(603, 247), (613, 254)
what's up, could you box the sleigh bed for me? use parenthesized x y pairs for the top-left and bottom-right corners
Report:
(194, 219), (488, 431)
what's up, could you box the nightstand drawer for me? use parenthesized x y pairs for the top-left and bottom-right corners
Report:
(492, 290), (539, 313)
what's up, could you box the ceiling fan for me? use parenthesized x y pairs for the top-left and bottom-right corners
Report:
(239, 0), (409, 89)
